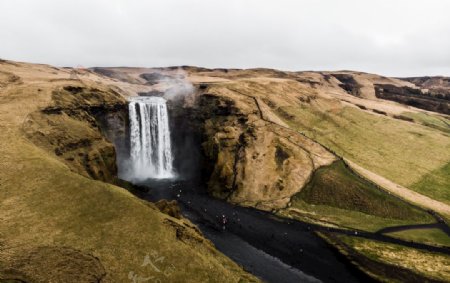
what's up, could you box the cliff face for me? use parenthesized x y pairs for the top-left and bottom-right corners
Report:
(374, 83), (450, 115)
(88, 66), (340, 211)
(197, 84), (336, 211)
(22, 84), (127, 183)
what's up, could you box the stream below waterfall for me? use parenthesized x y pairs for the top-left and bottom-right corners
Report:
(133, 177), (450, 282)
(134, 179), (373, 283)
(116, 96), (368, 282)
(114, 96), (446, 282)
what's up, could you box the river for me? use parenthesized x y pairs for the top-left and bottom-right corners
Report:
(135, 179), (372, 283)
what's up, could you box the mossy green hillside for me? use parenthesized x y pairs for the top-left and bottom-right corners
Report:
(288, 160), (434, 231)
(277, 105), (450, 204)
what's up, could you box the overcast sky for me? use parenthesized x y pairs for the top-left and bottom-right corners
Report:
(1, 0), (449, 76)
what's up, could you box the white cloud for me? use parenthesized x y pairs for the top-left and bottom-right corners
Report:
(0, 0), (449, 76)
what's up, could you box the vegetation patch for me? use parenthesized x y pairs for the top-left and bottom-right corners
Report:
(292, 160), (430, 221)
(282, 202), (433, 232)
(386, 228), (450, 247)
(277, 105), (450, 202)
(401, 111), (450, 134)
(336, 235), (450, 282)
(411, 161), (450, 206)
(0, 246), (106, 283)
(393, 114), (414, 122)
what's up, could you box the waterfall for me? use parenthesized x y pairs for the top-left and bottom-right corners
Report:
(128, 96), (174, 180)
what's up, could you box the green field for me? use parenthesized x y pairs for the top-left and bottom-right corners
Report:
(411, 162), (450, 206)
(336, 235), (450, 282)
(386, 228), (450, 247)
(277, 105), (450, 204)
(401, 111), (450, 133)
(283, 201), (434, 232)
(0, 134), (255, 282)
(286, 160), (433, 231)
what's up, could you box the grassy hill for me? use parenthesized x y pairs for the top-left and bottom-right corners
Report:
(277, 104), (450, 203)
(0, 60), (257, 282)
(287, 160), (434, 231)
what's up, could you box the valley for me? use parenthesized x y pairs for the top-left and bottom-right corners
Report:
(0, 59), (449, 282)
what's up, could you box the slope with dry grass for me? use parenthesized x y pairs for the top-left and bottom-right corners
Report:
(0, 60), (258, 282)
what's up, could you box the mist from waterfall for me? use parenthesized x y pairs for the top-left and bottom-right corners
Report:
(127, 96), (174, 180)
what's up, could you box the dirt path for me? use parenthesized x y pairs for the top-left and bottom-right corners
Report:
(345, 159), (450, 218)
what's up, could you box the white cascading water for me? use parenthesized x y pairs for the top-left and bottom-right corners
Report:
(128, 96), (174, 180)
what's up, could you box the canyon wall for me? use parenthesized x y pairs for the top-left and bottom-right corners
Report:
(22, 84), (128, 183)
(195, 87), (336, 211)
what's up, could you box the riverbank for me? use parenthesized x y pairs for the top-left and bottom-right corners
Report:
(134, 179), (450, 282)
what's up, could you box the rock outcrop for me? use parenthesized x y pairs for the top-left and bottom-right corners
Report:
(375, 83), (450, 115)
(197, 85), (336, 211)
(22, 84), (127, 183)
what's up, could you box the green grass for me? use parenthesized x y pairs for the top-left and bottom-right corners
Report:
(386, 228), (450, 247)
(336, 235), (450, 282)
(277, 105), (450, 203)
(295, 160), (430, 220)
(401, 111), (450, 133)
(287, 160), (433, 231)
(411, 161), (450, 206)
(0, 135), (257, 283)
(283, 201), (432, 232)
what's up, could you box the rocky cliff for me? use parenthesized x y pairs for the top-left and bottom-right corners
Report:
(22, 84), (127, 183)
(196, 85), (336, 210)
